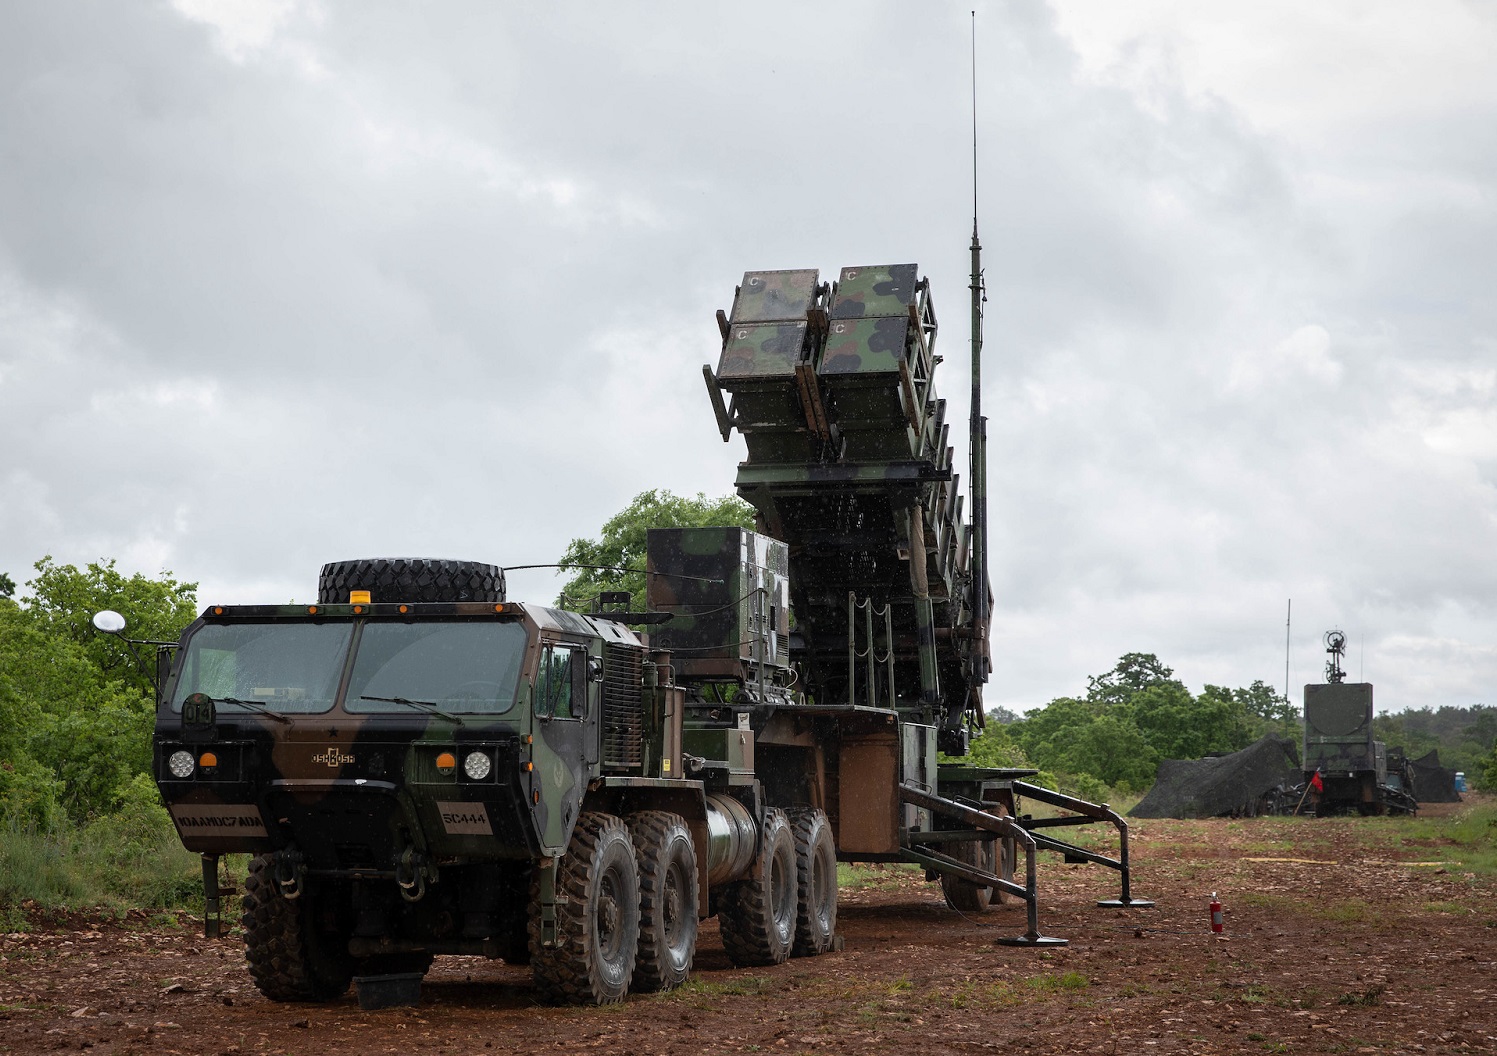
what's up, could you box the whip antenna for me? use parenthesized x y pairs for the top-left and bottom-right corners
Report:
(968, 10), (990, 695)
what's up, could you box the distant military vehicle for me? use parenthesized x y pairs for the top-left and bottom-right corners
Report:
(1299, 630), (1417, 816)
(112, 252), (1149, 1008)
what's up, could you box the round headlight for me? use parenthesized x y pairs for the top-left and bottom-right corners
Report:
(168, 750), (195, 778)
(463, 750), (492, 781)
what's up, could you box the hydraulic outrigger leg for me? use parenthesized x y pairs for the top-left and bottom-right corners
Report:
(900, 784), (1067, 947)
(1010, 780), (1155, 909)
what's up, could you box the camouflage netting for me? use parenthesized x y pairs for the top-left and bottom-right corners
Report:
(1129, 734), (1302, 819)
(1410, 749), (1461, 803)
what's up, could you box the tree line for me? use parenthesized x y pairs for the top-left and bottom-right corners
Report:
(970, 652), (1497, 799)
(965, 653), (1303, 799)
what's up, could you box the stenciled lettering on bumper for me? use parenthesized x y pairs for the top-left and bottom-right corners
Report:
(170, 804), (269, 837)
(437, 801), (494, 836)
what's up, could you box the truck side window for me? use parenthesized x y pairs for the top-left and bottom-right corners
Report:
(536, 643), (584, 719)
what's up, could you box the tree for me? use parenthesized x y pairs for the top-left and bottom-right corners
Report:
(1056, 712), (1158, 792)
(0, 571), (15, 598)
(3, 561), (197, 824)
(556, 490), (756, 612)
(964, 722), (1027, 768)
(1138, 683), (1253, 760)
(21, 557), (198, 698)
(0, 599), (150, 822)
(1086, 652), (1183, 708)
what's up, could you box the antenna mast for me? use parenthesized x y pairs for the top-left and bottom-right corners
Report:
(968, 10), (990, 698)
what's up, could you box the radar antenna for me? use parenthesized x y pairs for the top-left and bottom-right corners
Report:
(1324, 629), (1347, 683)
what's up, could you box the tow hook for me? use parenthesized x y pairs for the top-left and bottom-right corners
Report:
(396, 846), (429, 903)
(274, 848), (305, 901)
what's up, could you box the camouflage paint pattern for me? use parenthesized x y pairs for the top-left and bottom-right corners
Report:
(828, 264), (919, 319)
(718, 321), (809, 379)
(730, 269), (820, 323)
(645, 526), (791, 687)
(819, 316), (910, 375)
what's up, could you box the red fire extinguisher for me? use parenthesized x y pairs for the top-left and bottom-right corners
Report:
(1209, 892), (1224, 934)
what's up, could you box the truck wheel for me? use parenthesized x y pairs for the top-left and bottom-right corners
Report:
(788, 808), (837, 956)
(317, 558), (506, 604)
(241, 855), (354, 1001)
(941, 837), (997, 912)
(940, 806), (1014, 912)
(627, 811), (698, 992)
(529, 813), (639, 1005)
(718, 808), (797, 967)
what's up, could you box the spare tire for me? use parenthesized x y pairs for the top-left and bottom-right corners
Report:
(317, 558), (506, 604)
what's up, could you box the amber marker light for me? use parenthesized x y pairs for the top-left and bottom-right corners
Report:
(350, 590), (372, 604)
(493, 603), (506, 613)
(435, 752), (457, 775)
(522, 761), (533, 772)
(198, 752), (219, 769)
(307, 605), (318, 615)
(213, 606), (224, 616)
(399, 604), (410, 614)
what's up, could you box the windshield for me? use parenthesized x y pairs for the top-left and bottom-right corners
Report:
(172, 622), (353, 714)
(345, 621), (527, 715)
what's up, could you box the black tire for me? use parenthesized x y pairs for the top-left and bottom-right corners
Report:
(788, 808), (837, 957)
(940, 837), (997, 912)
(529, 813), (639, 1005)
(317, 558), (506, 605)
(627, 811), (699, 992)
(718, 808), (797, 967)
(939, 805), (1015, 912)
(241, 855), (354, 1001)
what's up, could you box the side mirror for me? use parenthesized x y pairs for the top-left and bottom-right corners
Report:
(92, 610), (127, 635)
(588, 656), (605, 683)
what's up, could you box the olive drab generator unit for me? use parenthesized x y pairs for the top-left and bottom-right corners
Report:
(132, 256), (1151, 1007)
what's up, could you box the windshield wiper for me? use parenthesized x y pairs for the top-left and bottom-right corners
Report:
(359, 695), (466, 726)
(210, 696), (292, 725)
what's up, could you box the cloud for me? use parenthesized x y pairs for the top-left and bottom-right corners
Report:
(1, 0), (1493, 715)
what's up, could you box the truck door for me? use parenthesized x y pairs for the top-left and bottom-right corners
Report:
(533, 639), (598, 851)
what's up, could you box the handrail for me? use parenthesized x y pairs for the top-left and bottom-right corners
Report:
(899, 782), (1065, 946)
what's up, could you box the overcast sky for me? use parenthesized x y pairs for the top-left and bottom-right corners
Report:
(3, 1), (1493, 715)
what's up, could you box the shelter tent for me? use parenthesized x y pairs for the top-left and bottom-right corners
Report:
(1130, 733), (1301, 818)
(1409, 748), (1460, 803)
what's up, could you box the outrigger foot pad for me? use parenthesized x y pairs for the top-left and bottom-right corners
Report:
(995, 934), (1069, 947)
(1096, 898), (1155, 908)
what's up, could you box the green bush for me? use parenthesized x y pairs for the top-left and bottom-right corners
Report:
(0, 783), (200, 918)
(0, 754), (65, 832)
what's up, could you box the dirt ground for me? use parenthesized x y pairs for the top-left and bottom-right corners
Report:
(3, 798), (1495, 1056)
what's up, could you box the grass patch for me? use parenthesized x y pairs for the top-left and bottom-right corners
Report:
(1421, 901), (1468, 915)
(0, 807), (200, 920)
(671, 975), (779, 1000)
(837, 862), (923, 891)
(1318, 899), (1372, 924)
(1024, 971), (1089, 994)
(925, 979), (1018, 1009)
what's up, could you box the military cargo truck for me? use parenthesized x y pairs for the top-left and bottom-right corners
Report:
(132, 259), (1148, 1007)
